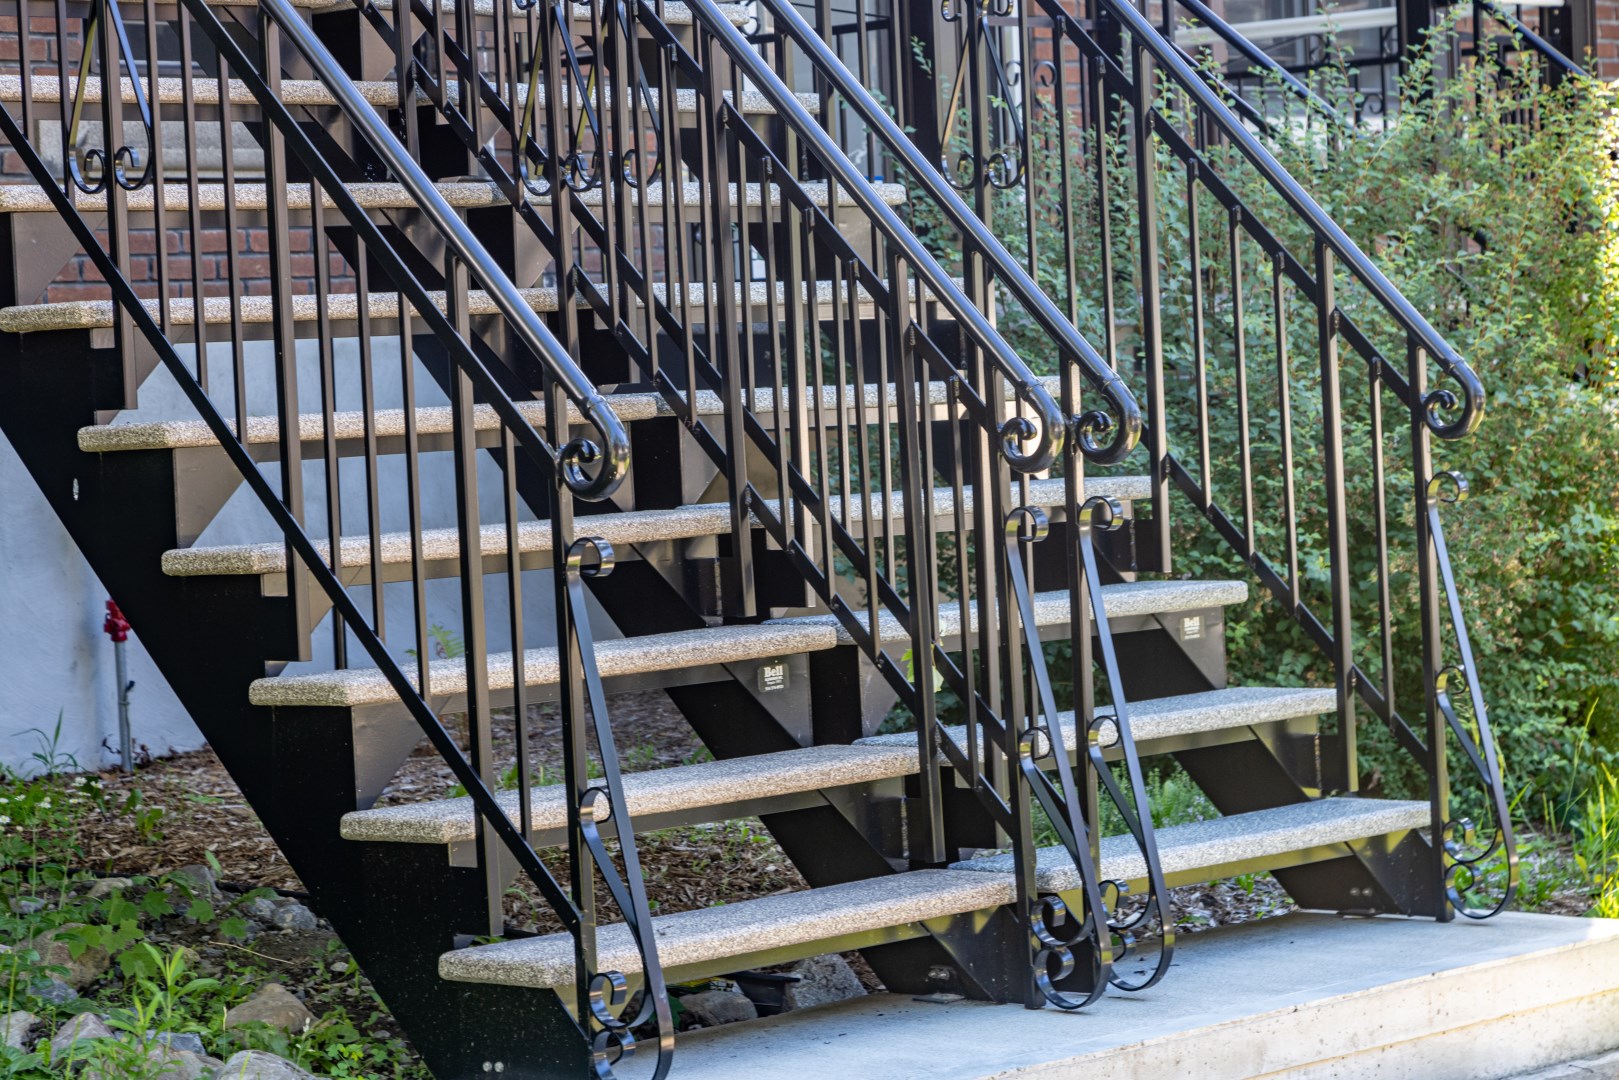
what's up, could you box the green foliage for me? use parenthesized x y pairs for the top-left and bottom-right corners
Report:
(915, 21), (1619, 811)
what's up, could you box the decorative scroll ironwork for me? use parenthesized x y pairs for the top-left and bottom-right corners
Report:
(1426, 472), (1518, 919)
(564, 538), (675, 1079)
(66, 0), (154, 193)
(1071, 496), (1173, 991)
(938, 0), (1028, 190)
(1004, 505), (1114, 1009)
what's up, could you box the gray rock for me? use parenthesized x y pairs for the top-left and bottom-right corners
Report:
(8, 897), (44, 915)
(171, 863), (221, 899)
(0, 1011), (39, 1052)
(86, 878), (134, 902)
(46, 1012), (112, 1058)
(224, 984), (314, 1033)
(680, 989), (758, 1027)
(84, 1044), (223, 1080)
(269, 902), (318, 932)
(215, 1049), (323, 1080)
(783, 954), (865, 1011)
(28, 924), (110, 988)
(151, 1030), (208, 1055)
(27, 976), (78, 1005)
(243, 897), (280, 924)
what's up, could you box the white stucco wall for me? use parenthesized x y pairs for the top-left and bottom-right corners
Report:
(0, 436), (196, 775)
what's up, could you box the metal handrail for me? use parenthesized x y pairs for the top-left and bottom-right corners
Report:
(1475, 0), (1589, 79)
(1086, 0), (1486, 440)
(686, 0), (1143, 468)
(1171, 0), (1354, 130)
(259, 0), (631, 500)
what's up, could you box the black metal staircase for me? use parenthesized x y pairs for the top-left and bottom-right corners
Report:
(0, 0), (1520, 1073)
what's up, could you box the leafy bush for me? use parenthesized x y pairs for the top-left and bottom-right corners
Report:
(907, 20), (1619, 811)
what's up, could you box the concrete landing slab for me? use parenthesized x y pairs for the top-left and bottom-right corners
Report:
(672, 911), (1619, 1080)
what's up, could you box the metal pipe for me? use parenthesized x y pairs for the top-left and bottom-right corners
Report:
(102, 600), (133, 773)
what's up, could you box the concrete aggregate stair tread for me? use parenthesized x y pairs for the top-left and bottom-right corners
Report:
(77, 374), (1060, 453)
(955, 796), (1433, 891)
(433, 796), (1427, 989)
(0, 179), (906, 214)
(247, 579), (1249, 707)
(339, 685), (1336, 845)
(161, 474), (1151, 577)
(1, 274), (944, 333)
(0, 75), (804, 112)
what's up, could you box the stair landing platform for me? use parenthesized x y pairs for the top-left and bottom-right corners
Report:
(673, 911), (1619, 1080)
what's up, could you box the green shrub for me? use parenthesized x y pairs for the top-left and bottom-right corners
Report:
(906, 19), (1619, 812)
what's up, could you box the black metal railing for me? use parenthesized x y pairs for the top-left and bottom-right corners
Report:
(887, 0), (1516, 919)
(0, 0), (673, 1072)
(350, 0), (1168, 1006)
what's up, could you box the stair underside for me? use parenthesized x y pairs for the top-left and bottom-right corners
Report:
(434, 797), (1428, 990)
(0, 276), (937, 333)
(247, 579), (1249, 707)
(79, 375), (1062, 453)
(0, 179), (904, 214)
(162, 474), (1151, 577)
(340, 685), (1335, 845)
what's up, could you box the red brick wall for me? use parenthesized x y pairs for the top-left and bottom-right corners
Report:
(1593, 0), (1619, 74)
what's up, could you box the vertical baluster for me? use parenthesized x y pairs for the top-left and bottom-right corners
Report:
(758, 160), (792, 556)
(1408, 339), (1451, 918)
(52, 0), (68, 199)
(355, 253), (386, 640)
(1368, 356), (1394, 719)
(709, 53), (752, 616)
(217, 58), (246, 435)
(891, 257), (944, 865)
(503, 427), (530, 839)
(312, 184), (345, 669)
(259, 13), (311, 657)
(94, 0), (134, 405)
(1187, 163), (1211, 507)
(1314, 239), (1355, 792)
(804, 206), (834, 593)
(395, 0), (420, 157)
(400, 291), (430, 694)
(16, 0), (31, 165)
(1229, 210), (1255, 557)
(445, 250), (500, 932)
(1093, 56), (1117, 370)
(141, 0), (165, 332)
(783, 201), (812, 550)
(178, 11), (207, 390)
(1271, 251), (1299, 607)
(1130, 41), (1169, 573)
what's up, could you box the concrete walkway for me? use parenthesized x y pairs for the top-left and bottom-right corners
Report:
(672, 911), (1619, 1080)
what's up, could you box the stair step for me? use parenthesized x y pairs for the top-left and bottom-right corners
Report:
(80, 370), (1027, 454)
(855, 684), (1338, 754)
(437, 868), (1015, 989)
(340, 685), (1331, 846)
(953, 796), (1432, 889)
(247, 580), (1248, 708)
(161, 475), (1150, 577)
(1, 276), (937, 334)
(0, 180), (904, 215)
(0, 76), (801, 114)
(432, 796), (1425, 990)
